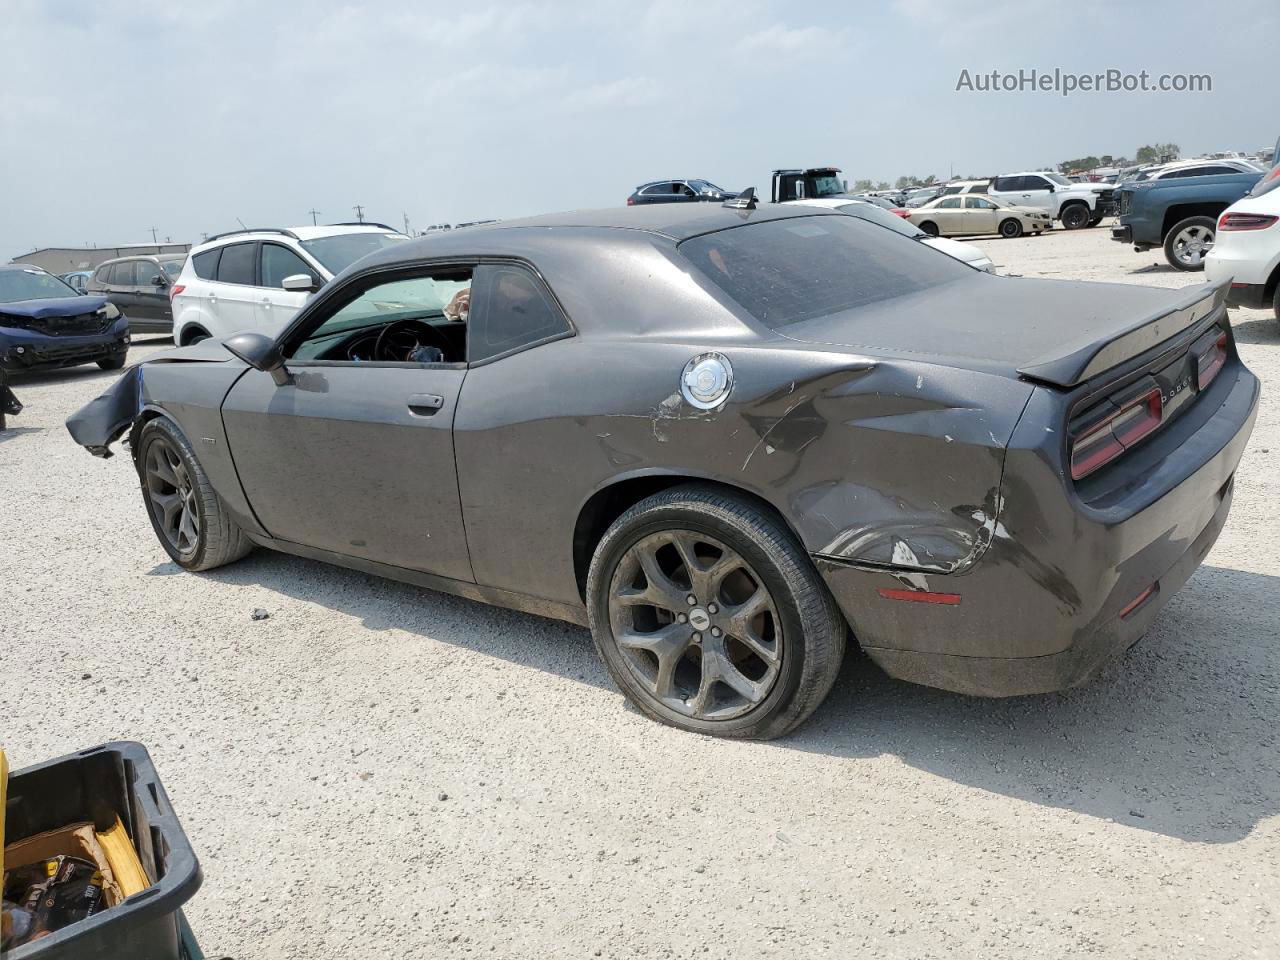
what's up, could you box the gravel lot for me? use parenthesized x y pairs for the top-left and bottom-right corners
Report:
(2, 224), (1276, 959)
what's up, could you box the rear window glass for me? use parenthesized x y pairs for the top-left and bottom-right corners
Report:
(679, 216), (969, 328)
(216, 243), (256, 285)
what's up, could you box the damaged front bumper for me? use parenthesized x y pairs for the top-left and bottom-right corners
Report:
(65, 364), (144, 457)
(0, 319), (130, 372)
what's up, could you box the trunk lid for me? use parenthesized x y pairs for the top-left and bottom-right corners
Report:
(776, 274), (1227, 388)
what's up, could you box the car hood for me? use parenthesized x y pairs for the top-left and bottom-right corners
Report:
(776, 274), (1195, 383)
(0, 295), (108, 318)
(922, 236), (989, 264)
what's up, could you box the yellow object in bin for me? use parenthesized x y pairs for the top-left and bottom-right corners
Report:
(96, 815), (149, 897)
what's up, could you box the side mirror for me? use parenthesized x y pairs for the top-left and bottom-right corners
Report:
(1046, 184), (1055, 193)
(281, 273), (319, 293)
(224, 332), (290, 386)
(150, 275), (167, 286)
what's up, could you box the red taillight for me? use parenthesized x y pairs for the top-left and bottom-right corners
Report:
(1070, 386), (1163, 480)
(1218, 212), (1278, 231)
(170, 284), (185, 301)
(891, 208), (910, 218)
(626, 197), (635, 206)
(1194, 331), (1228, 390)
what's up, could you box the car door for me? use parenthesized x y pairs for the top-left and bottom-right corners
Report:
(1013, 175), (1055, 213)
(207, 242), (261, 336)
(930, 196), (965, 234)
(219, 265), (474, 581)
(964, 195), (999, 234)
(132, 259), (171, 330)
(106, 261), (141, 326)
(256, 242), (319, 335)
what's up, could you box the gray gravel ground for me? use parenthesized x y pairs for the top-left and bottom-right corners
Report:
(2, 224), (1277, 959)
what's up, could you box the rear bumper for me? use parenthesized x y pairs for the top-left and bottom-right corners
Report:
(818, 362), (1259, 697)
(1222, 281), (1271, 310)
(1110, 223), (1133, 243)
(0, 321), (130, 372)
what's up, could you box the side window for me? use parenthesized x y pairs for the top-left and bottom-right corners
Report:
(992, 176), (1017, 192)
(941, 186), (962, 195)
(289, 270), (472, 362)
(968, 181), (991, 193)
(191, 248), (221, 280)
(216, 243), (256, 285)
(937, 197), (962, 209)
(964, 196), (989, 208)
(641, 182), (673, 196)
(93, 265), (111, 284)
(139, 262), (163, 285)
(678, 182), (696, 197)
(1023, 176), (1051, 191)
(468, 264), (569, 363)
(110, 262), (136, 285)
(261, 243), (313, 288)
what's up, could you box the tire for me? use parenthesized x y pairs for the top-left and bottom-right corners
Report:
(1060, 203), (1090, 230)
(137, 417), (253, 572)
(1087, 214), (1104, 227)
(97, 352), (127, 370)
(999, 218), (1023, 239)
(918, 221), (939, 237)
(1273, 283), (1280, 323)
(586, 484), (846, 740)
(181, 328), (210, 346)
(1163, 216), (1216, 271)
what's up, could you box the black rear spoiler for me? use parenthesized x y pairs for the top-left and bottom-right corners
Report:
(1017, 279), (1229, 388)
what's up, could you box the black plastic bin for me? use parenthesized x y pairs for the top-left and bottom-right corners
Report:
(4, 741), (202, 960)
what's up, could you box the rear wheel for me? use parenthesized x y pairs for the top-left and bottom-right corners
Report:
(138, 417), (252, 571)
(1087, 214), (1104, 227)
(1163, 216), (1216, 271)
(919, 221), (939, 237)
(1273, 283), (1280, 323)
(999, 218), (1023, 239)
(1060, 203), (1090, 230)
(586, 485), (846, 739)
(180, 327), (210, 346)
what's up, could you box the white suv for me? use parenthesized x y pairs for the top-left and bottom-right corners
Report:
(171, 224), (408, 344)
(1205, 163), (1280, 322)
(986, 171), (1116, 229)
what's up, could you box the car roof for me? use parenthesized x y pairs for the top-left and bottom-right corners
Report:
(95, 253), (184, 266)
(352, 204), (846, 272)
(1, 263), (48, 273)
(190, 223), (401, 253)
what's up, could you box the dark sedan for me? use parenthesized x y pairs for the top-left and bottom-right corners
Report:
(67, 204), (1258, 739)
(1, 264), (130, 372)
(627, 179), (737, 205)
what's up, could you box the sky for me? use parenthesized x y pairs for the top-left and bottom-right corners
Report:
(2, 0), (1277, 259)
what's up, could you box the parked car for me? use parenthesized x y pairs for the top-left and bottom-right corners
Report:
(627, 180), (737, 205)
(770, 167), (849, 202)
(59, 270), (93, 294)
(788, 197), (995, 271)
(903, 186), (946, 207)
(938, 180), (992, 196)
(1112, 168), (1264, 270)
(1205, 162), (1280, 320)
(845, 193), (899, 210)
(171, 223), (409, 344)
(1129, 158), (1264, 183)
(906, 194), (1052, 238)
(987, 171), (1116, 229)
(87, 254), (186, 333)
(68, 202), (1258, 739)
(0, 264), (130, 372)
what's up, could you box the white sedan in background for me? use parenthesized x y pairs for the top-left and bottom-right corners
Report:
(787, 197), (995, 272)
(1205, 162), (1280, 322)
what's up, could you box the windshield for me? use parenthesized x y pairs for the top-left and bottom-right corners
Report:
(836, 203), (924, 239)
(809, 174), (845, 197)
(161, 259), (184, 278)
(1044, 173), (1073, 186)
(0, 268), (80, 303)
(687, 179), (725, 195)
(679, 215), (969, 329)
(300, 231), (409, 274)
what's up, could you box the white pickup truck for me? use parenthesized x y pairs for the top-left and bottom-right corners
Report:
(986, 171), (1117, 229)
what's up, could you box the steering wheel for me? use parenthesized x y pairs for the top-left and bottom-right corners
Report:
(374, 318), (450, 362)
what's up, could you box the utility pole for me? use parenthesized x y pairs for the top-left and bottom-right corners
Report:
(308, 208), (321, 226)
(149, 226), (159, 244)
(403, 212), (411, 236)
(352, 204), (365, 223)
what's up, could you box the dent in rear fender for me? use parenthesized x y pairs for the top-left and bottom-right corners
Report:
(737, 359), (1034, 574)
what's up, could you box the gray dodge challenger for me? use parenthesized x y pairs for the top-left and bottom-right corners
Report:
(67, 202), (1259, 738)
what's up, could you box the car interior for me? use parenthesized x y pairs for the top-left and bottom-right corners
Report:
(287, 264), (567, 366)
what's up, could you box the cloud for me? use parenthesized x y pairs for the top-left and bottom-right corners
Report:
(561, 77), (663, 111)
(737, 23), (845, 56)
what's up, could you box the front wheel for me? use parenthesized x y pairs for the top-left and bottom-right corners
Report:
(137, 417), (253, 571)
(1164, 216), (1216, 271)
(97, 352), (127, 371)
(586, 485), (846, 739)
(999, 218), (1023, 239)
(1060, 203), (1091, 230)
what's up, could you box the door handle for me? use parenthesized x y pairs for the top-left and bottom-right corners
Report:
(260, 298), (271, 308)
(407, 394), (444, 416)
(207, 292), (217, 300)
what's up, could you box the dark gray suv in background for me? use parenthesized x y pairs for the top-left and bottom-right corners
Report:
(87, 254), (186, 334)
